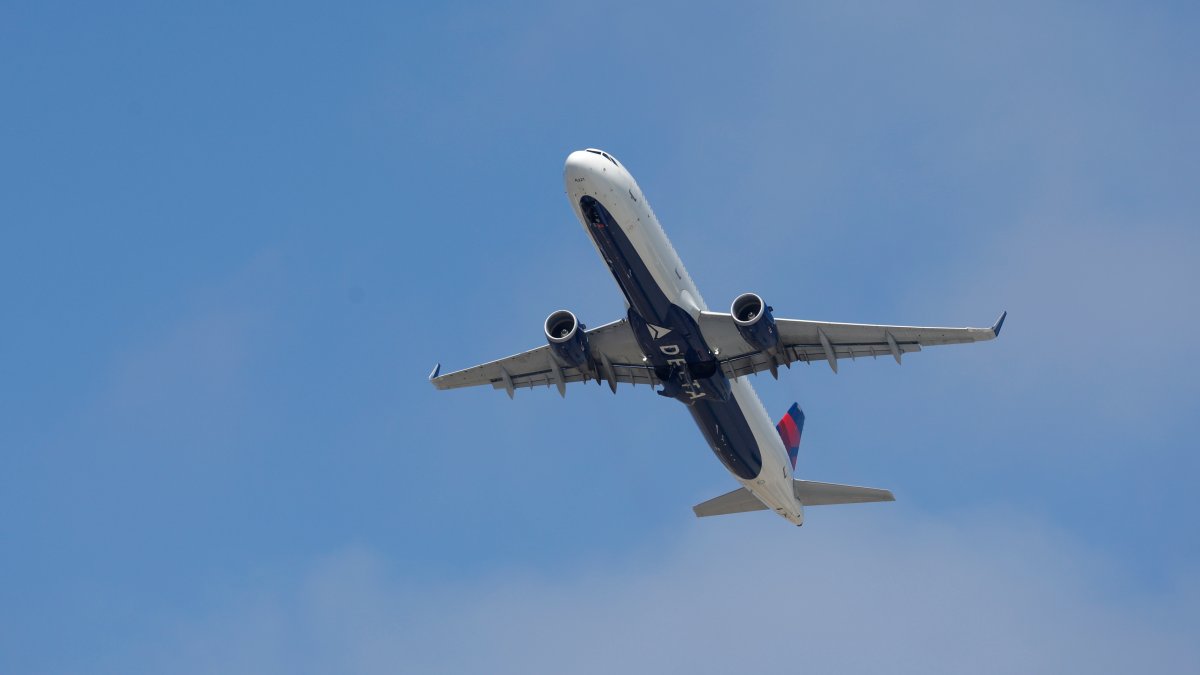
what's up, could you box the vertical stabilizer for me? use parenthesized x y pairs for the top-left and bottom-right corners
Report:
(776, 403), (805, 469)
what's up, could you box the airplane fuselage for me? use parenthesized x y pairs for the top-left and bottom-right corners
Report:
(564, 149), (805, 525)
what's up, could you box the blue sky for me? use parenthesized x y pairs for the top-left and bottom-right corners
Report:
(3, 2), (1198, 672)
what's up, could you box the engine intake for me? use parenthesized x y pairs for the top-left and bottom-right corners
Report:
(730, 292), (780, 353)
(544, 309), (592, 368)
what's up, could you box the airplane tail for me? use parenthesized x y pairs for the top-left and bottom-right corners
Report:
(694, 403), (893, 518)
(776, 402), (805, 469)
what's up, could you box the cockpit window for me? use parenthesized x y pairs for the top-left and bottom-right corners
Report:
(586, 148), (620, 167)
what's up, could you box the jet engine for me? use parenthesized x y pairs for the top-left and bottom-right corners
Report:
(544, 309), (592, 368)
(730, 292), (780, 353)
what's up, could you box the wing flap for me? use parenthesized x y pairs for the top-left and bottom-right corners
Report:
(719, 342), (923, 379)
(776, 317), (998, 348)
(698, 310), (1001, 378)
(431, 318), (654, 394)
(500, 361), (657, 391)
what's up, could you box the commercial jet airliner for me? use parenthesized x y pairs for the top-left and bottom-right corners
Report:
(431, 149), (1004, 526)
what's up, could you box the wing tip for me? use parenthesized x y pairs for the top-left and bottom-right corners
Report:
(991, 311), (1007, 338)
(428, 362), (441, 380)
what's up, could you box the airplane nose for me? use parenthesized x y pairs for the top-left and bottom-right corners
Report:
(564, 149), (593, 177)
(564, 149), (598, 191)
(564, 148), (623, 185)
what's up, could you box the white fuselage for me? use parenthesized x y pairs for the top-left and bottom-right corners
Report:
(563, 149), (805, 525)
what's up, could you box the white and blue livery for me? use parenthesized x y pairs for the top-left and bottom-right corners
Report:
(431, 149), (1004, 526)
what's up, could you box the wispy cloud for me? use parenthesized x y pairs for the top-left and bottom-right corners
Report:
(135, 508), (1199, 675)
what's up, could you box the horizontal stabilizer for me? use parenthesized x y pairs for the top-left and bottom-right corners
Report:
(793, 480), (894, 506)
(693, 487), (768, 517)
(694, 480), (895, 519)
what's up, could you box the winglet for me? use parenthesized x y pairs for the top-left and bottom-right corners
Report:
(428, 362), (441, 380)
(991, 311), (1007, 338)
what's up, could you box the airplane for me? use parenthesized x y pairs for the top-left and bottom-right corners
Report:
(430, 148), (1004, 526)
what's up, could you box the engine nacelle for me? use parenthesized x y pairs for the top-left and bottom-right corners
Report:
(730, 292), (780, 353)
(544, 309), (592, 368)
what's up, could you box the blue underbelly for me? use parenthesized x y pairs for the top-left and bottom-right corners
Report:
(579, 195), (760, 478)
(687, 393), (764, 480)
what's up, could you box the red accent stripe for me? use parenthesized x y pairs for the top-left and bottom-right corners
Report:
(777, 415), (800, 450)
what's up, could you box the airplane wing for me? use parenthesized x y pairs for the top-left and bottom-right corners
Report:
(429, 318), (654, 397)
(698, 311), (1006, 377)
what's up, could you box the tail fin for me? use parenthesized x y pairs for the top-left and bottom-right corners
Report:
(776, 403), (805, 469)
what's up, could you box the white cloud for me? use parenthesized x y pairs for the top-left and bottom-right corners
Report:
(137, 508), (1199, 675)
